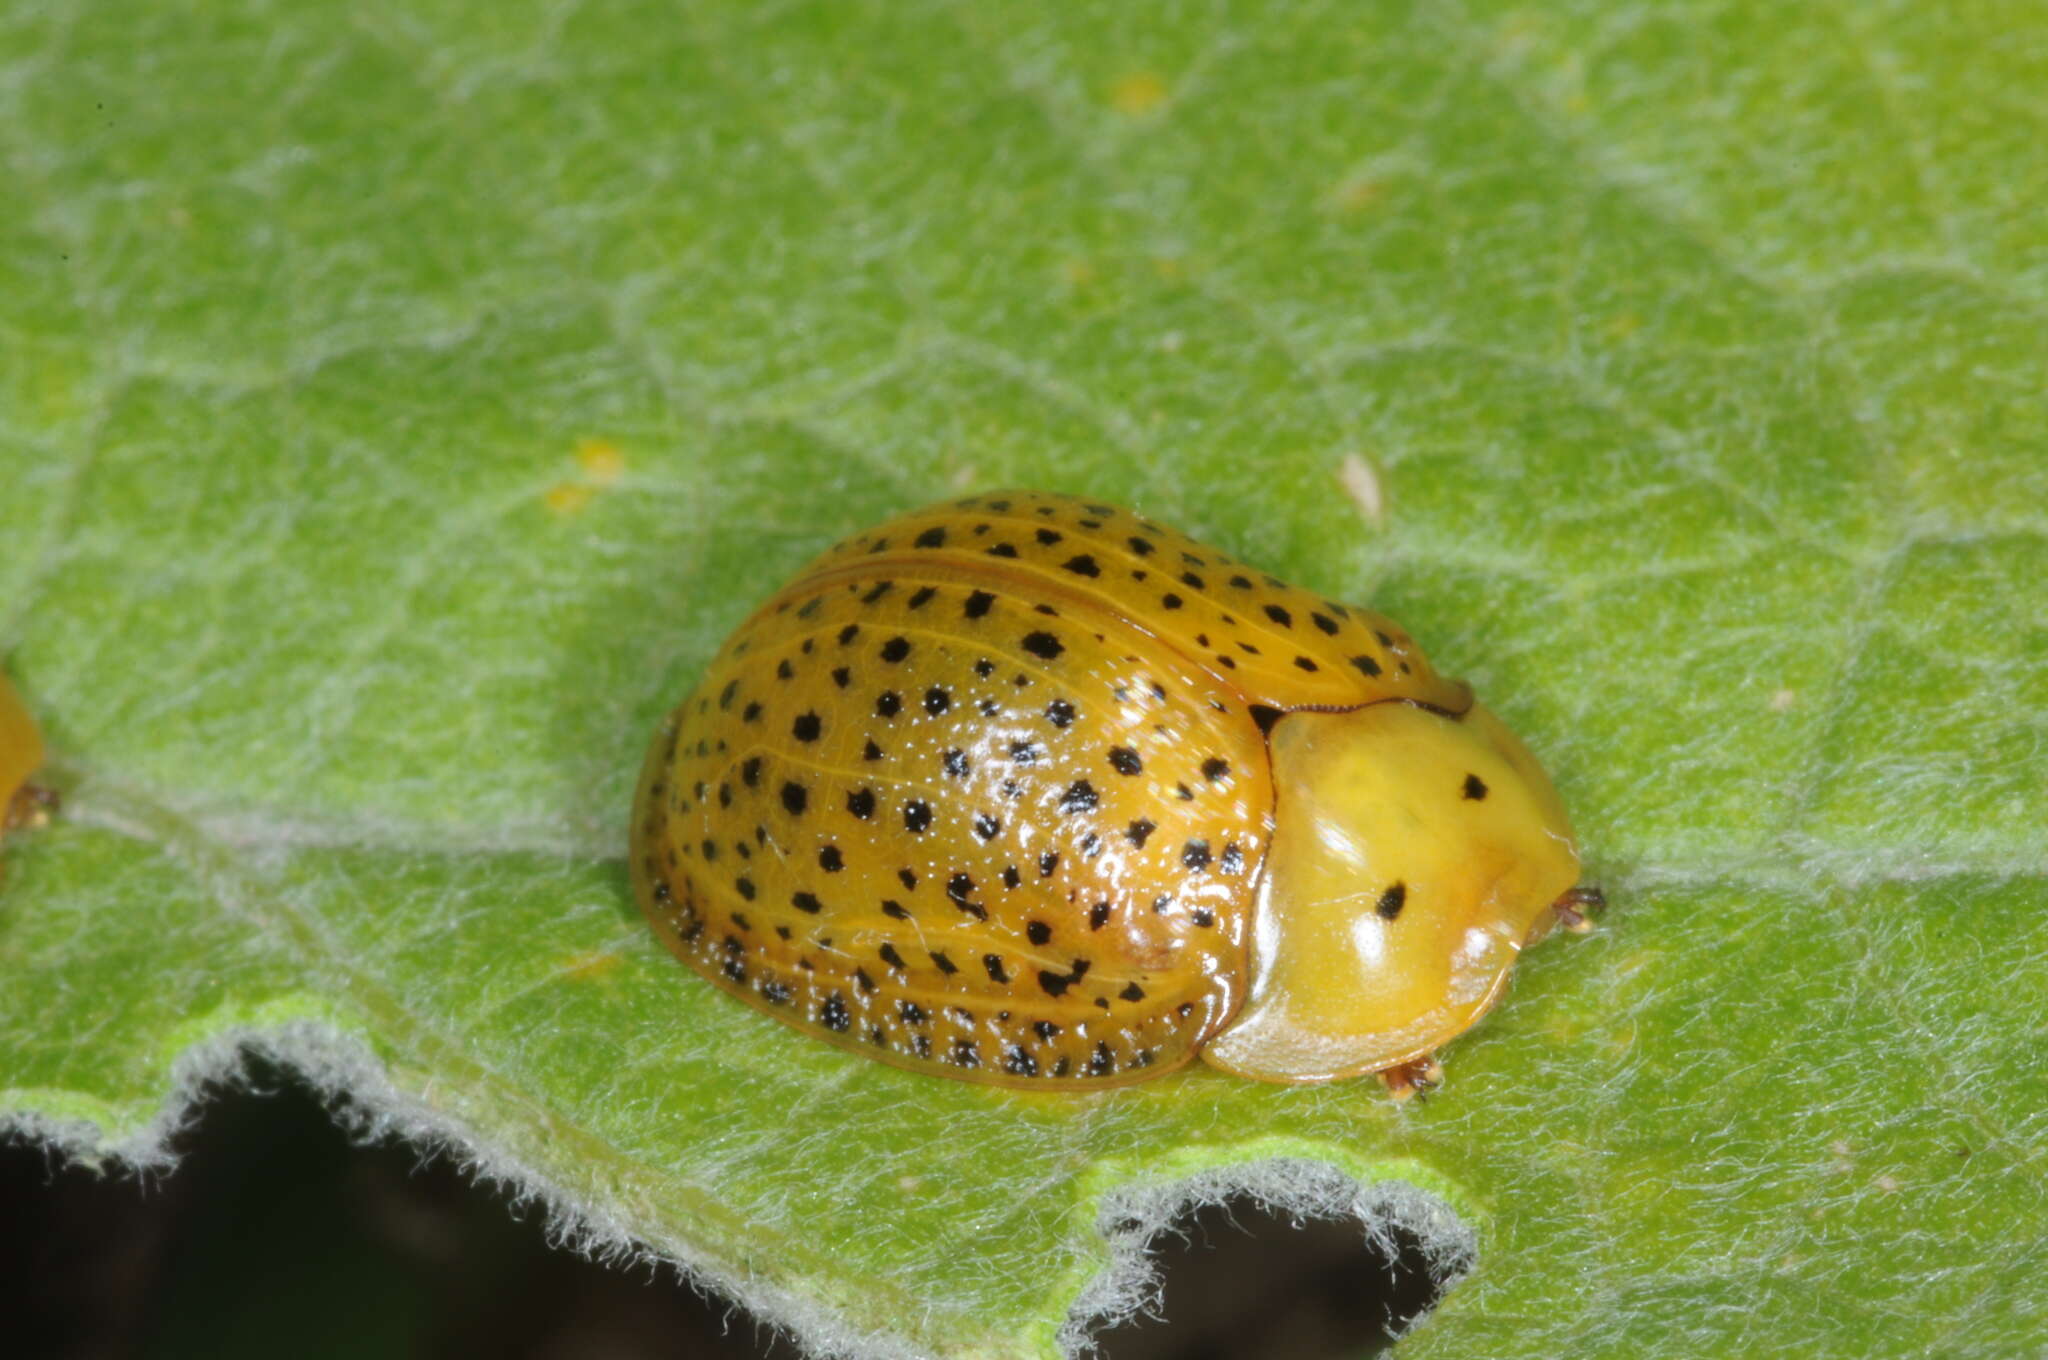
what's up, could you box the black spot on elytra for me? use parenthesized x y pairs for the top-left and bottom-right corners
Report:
(1061, 554), (1101, 578)
(1004, 1046), (1039, 1077)
(741, 756), (764, 787)
(1311, 611), (1340, 635)
(924, 686), (951, 715)
(881, 900), (910, 921)
(818, 845), (844, 872)
(1264, 604), (1293, 628)
(1161, 592), (1184, 610)
(1181, 840), (1211, 870)
(879, 943), (907, 970)
(1046, 699), (1077, 728)
(876, 691), (902, 718)
(931, 950), (958, 975)
(861, 580), (893, 604)
(1039, 850), (1060, 876)
(1061, 780), (1099, 813)
(1249, 704), (1284, 735)
(1089, 901), (1111, 929)
(1377, 881), (1407, 920)
(830, 667), (851, 688)
(1026, 920), (1051, 945)
(792, 711), (822, 742)
(914, 525), (947, 549)
(1108, 746), (1142, 776)
(898, 867), (916, 890)
(1119, 982), (1146, 1003)
(836, 624), (860, 646)
(1088, 1043), (1114, 1076)
(1002, 865), (1021, 888)
(973, 812), (1001, 841)
(898, 998), (925, 1024)
(1293, 656), (1320, 672)
(1219, 843), (1245, 875)
(987, 543), (1019, 559)
(847, 787), (876, 819)
(1351, 654), (1383, 678)
(734, 876), (756, 901)
(964, 590), (996, 618)
(1128, 536), (1155, 556)
(760, 980), (791, 1005)
(1021, 631), (1064, 660)
(943, 747), (969, 778)
(781, 781), (808, 815)
(879, 637), (911, 663)
(1036, 527), (1063, 545)
(853, 967), (876, 993)
(1463, 773), (1489, 800)
(863, 739), (884, 761)
(821, 994), (851, 1032)
(983, 953), (1009, 983)
(791, 891), (822, 914)
(907, 585), (937, 609)
(718, 679), (739, 709)
(1009, 739), (1041, 764)
(1201, 757), (1229, 782)
(1180, 571), (1205, 589)
(1037, 969), (1072, 997)
(776, 658), (794, 680)
(951, 1037), (982, 1067)
(904, 800), (933, 833)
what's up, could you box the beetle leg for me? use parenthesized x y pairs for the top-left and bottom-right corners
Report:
(1379, 1054), (1443, 1101)
(4, 782), (57, 833)
(1551, 884), (1604, 935)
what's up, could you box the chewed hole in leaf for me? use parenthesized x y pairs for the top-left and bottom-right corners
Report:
(1069, 1159), (1476, 1358)
(0, 1057), (815, 1358)
(1091, 1197), (1447, 1358)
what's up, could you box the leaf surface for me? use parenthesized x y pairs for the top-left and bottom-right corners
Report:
(4, 2), (2044, 1355)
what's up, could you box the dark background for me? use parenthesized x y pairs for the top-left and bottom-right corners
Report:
(2, 1057), (1442, 1358)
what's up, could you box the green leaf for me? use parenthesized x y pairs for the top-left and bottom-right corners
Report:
(5, 1), (2044, 1355)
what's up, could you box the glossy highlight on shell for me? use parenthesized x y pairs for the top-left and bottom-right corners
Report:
(631, 491), (1593, 1090)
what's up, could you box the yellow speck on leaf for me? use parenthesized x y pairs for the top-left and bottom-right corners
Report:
(544, 483), (594, 516)
(1603, 312), (1642, 340)
(547, 437), (628, 514)
(561, 949), (623, 983)
(1059, 257), (1097, 290)
(1327, 176), (1383, 215)
(1108, 71), (1168, 116)
(575, 436), (626, 484)
(1770, 689), (1798, 712)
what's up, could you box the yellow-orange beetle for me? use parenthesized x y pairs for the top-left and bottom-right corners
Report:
(1, 669), (51, 883)
(631, 492), (1597, 1092)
